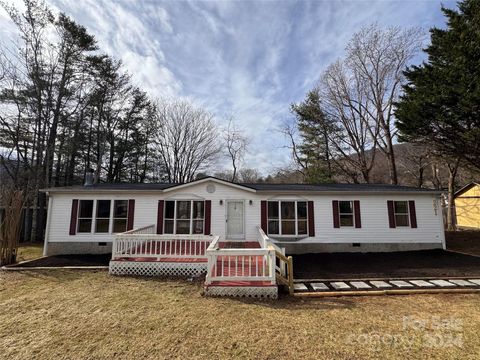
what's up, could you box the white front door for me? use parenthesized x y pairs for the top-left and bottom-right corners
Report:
(226, 200), (245, 239)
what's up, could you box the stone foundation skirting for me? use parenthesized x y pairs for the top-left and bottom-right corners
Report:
(109, 260), (207, 277)
(204, 285), (278, 299)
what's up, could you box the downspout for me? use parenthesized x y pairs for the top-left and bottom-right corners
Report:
(43, 194), (53, 257)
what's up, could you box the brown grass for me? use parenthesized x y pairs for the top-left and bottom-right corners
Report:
(1, 270), (479, 359)
(15, 243), (44, 262)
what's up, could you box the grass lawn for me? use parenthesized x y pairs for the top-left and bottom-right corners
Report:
(1, 270), (479, 359)
(15, 243), (43, 262)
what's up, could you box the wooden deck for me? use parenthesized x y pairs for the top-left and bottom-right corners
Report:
(110, 226), (283, 298)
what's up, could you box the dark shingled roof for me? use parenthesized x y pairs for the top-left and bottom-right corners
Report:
(43, 183), (178, 192)
(243, 183), (440, 193)
(42, 177), (441, 194)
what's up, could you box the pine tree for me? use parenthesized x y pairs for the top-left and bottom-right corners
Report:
(395, 0), (480, 170)
(291, 89), (337, 183)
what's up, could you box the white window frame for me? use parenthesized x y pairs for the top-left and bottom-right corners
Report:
(77, 200), (95, 234)
(95, 200), (112, 234)
(393, 200), (410, 227)
(338, 200), (354, 228)
(77, 199), (128, 234)
(267, 200), (308, 236)
(164, 200), (205, 235)
(112, 200), (129, 234)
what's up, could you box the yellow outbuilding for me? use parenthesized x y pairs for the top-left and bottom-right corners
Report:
(455, 182), (480, 229)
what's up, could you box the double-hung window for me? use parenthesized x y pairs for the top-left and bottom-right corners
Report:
(78, 200), (94, 233)
(77, 199), (129, 234)
(339, 201), (354, 227)
(164, 200), (204, 235)
(393, 201), (410, 227)
(95, 200), (111, 233)
(267, 201), (308, 236)
(113, 200), (128, 233)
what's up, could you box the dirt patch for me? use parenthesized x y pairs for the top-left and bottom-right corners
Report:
(446, 230), (480, 255)
(9, 254), (110, 267)
(293, 249), (480, 279)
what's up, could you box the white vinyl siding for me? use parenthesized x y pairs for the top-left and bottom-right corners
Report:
(44, 181), (444, 250)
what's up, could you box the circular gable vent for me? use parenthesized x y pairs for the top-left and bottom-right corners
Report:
(206, 184), (216, 193)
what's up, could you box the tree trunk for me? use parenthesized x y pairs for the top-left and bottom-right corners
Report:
(35, 192), (46, 242)
(446, 159), (459, 231)
(417, 168), (424, 188)
(384, 132), (398, 185)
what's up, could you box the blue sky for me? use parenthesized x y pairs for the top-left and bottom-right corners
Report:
(0, 0), (456, 174)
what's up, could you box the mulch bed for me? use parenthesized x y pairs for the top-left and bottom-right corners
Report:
(446, 230), (480, 255)
(9, 254), (111, 267)
(293, 249), (480, 279)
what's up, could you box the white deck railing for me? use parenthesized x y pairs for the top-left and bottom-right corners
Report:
(112, 225), (217, 261)
(205, 227), (276, 285)
(121, 224), (156, 235)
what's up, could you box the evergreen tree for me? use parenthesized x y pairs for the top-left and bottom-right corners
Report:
(395, 0), (480, 170)
(291, 89), (337, 183)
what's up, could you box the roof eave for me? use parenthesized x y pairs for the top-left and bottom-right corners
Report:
(255, 189), (443, 195)
(454, 182), (480, 197)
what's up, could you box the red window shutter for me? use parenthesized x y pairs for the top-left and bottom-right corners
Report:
(127, 199), (135, 231)
(307, 201), (315, 237)
(69, 199), (79, 235)
(204, 200), (211, 235)
(387, 201), (396, 228)
(260, 200), (267, 233)
(157, 200), (164, 234)
(354, 200), (361, 228)
(409, 200), (418, 228)
(332, 200), (340, 228)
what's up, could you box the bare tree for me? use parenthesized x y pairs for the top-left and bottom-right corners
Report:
(317, 24), (423, 184)
(320, 60), (380, 183)
(215, 168), (261, 183)
(154, 99), (220, 183)
(222, 117), (248, 182)
(397, 144), (433, 188)
(237, 168), (261, 183)
(346, 24), (424, 184)
(279, 123), (308, 180)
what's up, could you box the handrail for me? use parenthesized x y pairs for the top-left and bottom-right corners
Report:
(256, 226), (269, 248)
(260, 227), (294, 295)
(206, 234), (221, 251)
(120, 224), (155, 235)
(273, 248), (294, 295)
(112, 230), (217, 260)
(205, 230), (276, 285)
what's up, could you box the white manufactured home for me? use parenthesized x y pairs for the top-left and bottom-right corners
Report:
(42, 176), (445, 298)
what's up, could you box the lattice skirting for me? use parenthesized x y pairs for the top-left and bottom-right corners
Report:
(109, 260), (207, 277)
(204, 285), (278, 299)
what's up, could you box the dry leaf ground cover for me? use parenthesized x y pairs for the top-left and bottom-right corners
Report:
(1, 269), (480, 360)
